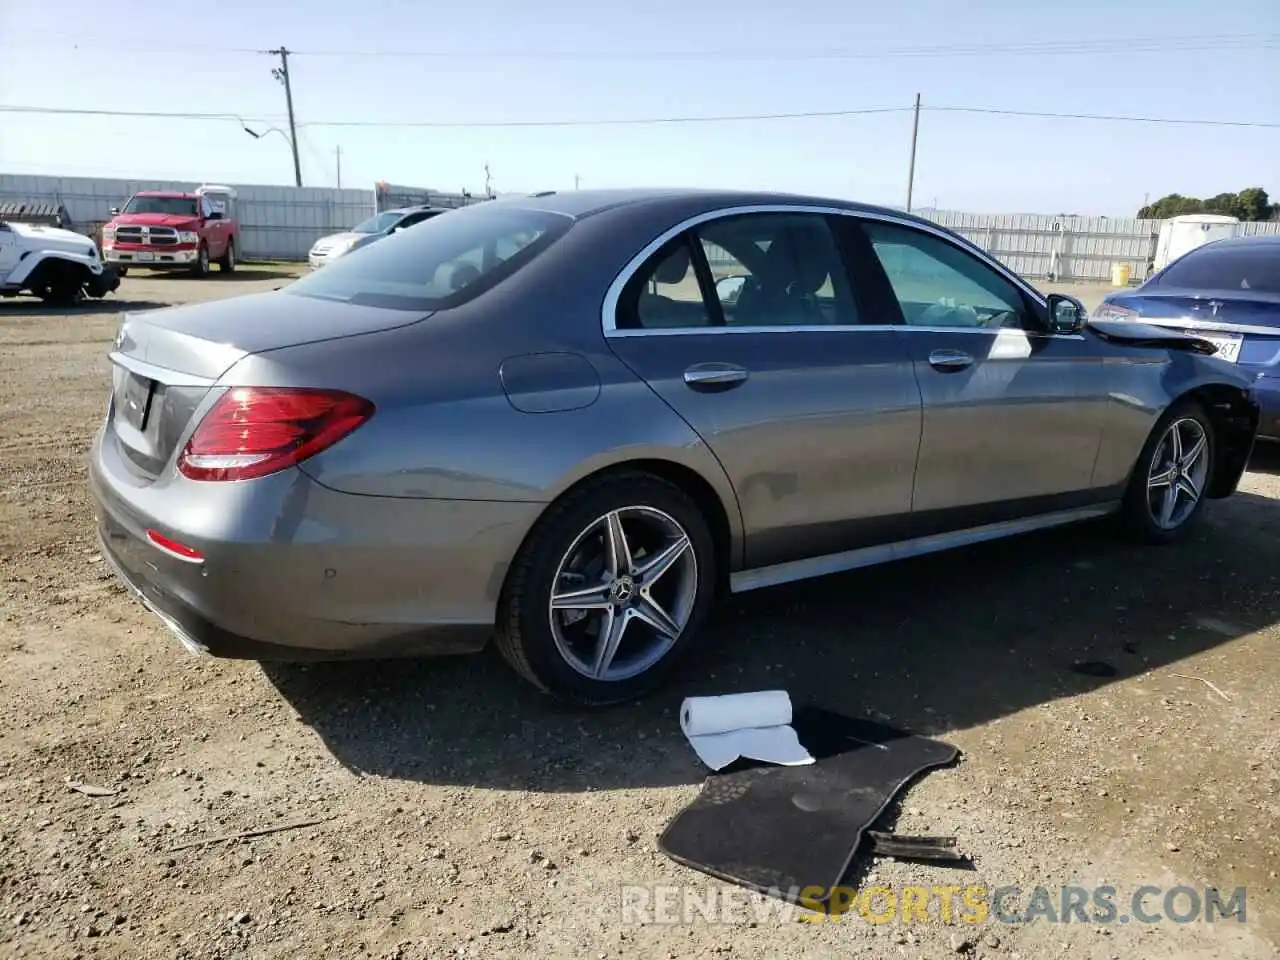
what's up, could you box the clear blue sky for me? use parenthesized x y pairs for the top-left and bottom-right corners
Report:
(1, 0), (1277, 215)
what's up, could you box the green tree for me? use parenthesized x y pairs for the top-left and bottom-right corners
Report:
(1203, 193), (1244, 218)
(1138, 188), (1275, 220)
(1235, 187), (1272, 221)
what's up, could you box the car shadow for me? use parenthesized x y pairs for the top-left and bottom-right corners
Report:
(130, 267), (300, 283)
(263, 491), (1280, 792)
(1247, 441), (1280, 475)
(0, 298), (169, 316)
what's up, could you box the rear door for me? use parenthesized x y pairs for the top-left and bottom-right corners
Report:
(604, 209), (922, 572)
(855, 218), (1112, 522)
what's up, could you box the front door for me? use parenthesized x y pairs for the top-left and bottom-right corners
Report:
(857, 219), (1111, 522)
(605, 210), (922, 571)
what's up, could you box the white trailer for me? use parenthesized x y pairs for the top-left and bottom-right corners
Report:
(1152, 214), (1240, 273)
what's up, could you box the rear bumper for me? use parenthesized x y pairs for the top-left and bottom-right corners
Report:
(89, 425), (543, 662)
(87, 265), (120, 297)
(1251, 377), (1280, 440)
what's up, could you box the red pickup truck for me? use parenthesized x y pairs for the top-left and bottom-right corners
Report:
(102, 185), (239, 277)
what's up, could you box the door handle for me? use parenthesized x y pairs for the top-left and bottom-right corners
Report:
(928, 349), (974, 372)
(683, 363), (750, 388)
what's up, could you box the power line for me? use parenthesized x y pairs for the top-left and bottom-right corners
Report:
(20, 31), (1280, 61)
(927, 105), (1280, 129)
(4, 102), (1278, 130)
(0, 104), (912, 128)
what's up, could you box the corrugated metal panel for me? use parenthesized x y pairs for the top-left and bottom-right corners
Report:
(921, 210), (1165, 280)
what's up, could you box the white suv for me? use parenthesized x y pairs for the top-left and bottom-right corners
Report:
(0, 221), (121, 305)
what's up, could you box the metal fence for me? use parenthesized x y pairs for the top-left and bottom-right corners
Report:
(5, 171), (1280, 274)
(918, 210), (1280, 282)
(0, 174), (374, 261)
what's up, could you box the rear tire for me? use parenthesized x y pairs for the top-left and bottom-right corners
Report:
(1120, 398), (1216, 544)
(218, 241), (236, 274)
(495, 471), (717, 705)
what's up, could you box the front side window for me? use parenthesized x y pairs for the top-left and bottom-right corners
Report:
(288, 204), (572, 311)
(864, 222), (1027, 329)
(1155, 244), (1280, 295)
(617, 212), (858, 330)
(122, 196), (198, 217)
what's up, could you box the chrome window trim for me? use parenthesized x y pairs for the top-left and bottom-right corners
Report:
(600, 203), (1050, 337)
(606, 324), (1083, 340)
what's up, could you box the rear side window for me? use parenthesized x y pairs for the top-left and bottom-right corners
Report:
(288, 205), (573, 310)
(1155, 244), (1280, 294)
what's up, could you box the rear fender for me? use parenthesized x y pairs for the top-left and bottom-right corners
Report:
(1188, 383), (1260, 498)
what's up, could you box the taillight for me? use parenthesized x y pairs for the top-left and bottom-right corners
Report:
(178, 387), (374, 482)
(1091, 302), (1139, 322)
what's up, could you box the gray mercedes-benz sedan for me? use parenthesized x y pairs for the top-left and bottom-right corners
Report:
(90, 188), (1260, 704)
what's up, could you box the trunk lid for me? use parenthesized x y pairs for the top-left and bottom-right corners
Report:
(1114, 288), (1280, 368)
(105, 290), (433, 479)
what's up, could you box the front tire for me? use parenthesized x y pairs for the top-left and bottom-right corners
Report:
(1121, 398), (1216, 544)
(218, 241), (236, 274)
(495, 471), (717, 705)
(191, 244), (210, 277)
(30, 263), (85, 306)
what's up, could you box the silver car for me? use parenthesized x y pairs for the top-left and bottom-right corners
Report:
(307, 205), (449, 269)
(90, 189), (1260, 704)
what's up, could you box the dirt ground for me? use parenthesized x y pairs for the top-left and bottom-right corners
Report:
(1, 269), (1277, 960)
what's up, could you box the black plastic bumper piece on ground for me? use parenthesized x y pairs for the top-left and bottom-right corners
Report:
(658, 707), (960, 907)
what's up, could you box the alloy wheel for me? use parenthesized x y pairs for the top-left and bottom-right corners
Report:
(548, 506), (698, 682)
(1146, 417), (1210, 530)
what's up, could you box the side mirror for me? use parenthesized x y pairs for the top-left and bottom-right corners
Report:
(1046, 293), (1088, 334)
(715, 275), (748, 304)
(109, 207), (119, 216)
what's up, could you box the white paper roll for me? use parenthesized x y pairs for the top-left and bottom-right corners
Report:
(680, 690), (794, 737)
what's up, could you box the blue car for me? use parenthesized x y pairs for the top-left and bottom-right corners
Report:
(1094, 236), (1280, 438)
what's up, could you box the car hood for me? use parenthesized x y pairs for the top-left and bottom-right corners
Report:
(311, 231), (372, 253)
(111, 213), (200, 228)
(1087, 319), (1219, 355)
(5, 221), (97, 254)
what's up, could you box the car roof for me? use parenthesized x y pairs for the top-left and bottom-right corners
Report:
(135, 191), (197, 199)
(1205, 234), (1280, 249)
(481, 187), (934, 227)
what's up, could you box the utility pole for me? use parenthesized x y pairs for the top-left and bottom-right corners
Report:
(335, 145), (343, 189)
(574, 174), (581, 190)
(905, 92), (921, 213)
(268, 46), (303, 187)
(484, 163), (493, 198)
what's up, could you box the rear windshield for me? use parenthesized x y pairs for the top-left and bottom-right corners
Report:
(123, 196), (198, 216)
(1156, 244), (1280, 294)
(288, 205), (573, 311)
